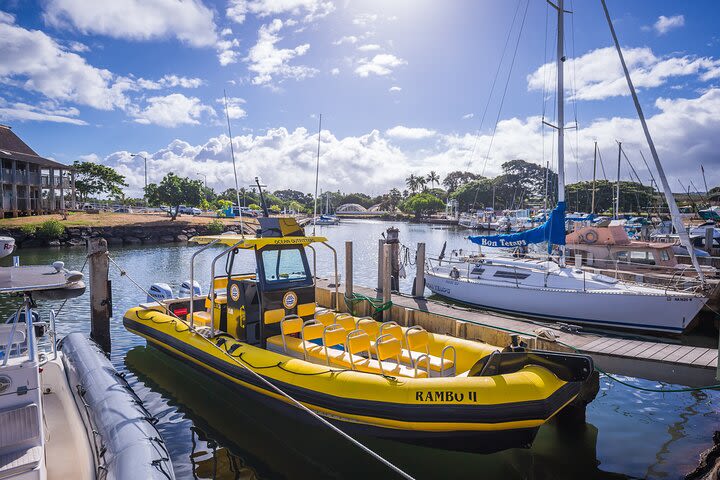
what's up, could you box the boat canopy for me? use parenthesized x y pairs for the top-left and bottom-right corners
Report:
(190, 234), (328, 248)
(469, 201), (566, 252)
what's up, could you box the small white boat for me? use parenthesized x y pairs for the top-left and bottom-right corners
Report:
(0, 263), (174, 479)
(314, 214), (340, 226)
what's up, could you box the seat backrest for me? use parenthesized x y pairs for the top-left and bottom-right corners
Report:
(333, 313), (355, 331)
(380, 322), (403, 344)
(376, 335), (402, 362)
(405, 326), (429, 352)
(346, 330), (371, 356)
(356, 318), (380, 339)
(280, 316), (302, 336)
(323, 325), (347, 348)
(315, 310), (335, 326)
(302, 320), (324, 342)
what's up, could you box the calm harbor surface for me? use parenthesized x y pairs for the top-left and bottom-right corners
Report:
(3, 219), (718, 479)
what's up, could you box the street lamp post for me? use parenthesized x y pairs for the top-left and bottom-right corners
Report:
(130, 154), (148, 191)
(196, 172), (207, 188)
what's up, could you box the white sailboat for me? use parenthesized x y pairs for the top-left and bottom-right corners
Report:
(425, 0), (708, 334)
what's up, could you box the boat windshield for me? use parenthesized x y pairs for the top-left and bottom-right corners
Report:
(259, 247), (311, 285)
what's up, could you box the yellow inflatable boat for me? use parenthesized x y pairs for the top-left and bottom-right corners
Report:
(124, 218), (593, 453)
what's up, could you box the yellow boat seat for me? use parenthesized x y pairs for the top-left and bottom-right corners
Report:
(190, 311), (213, 327)
(205, 295), (227, 308)
(369, 322), (455, 375)
(315, 310), (335, 326)
(333, 313), (356, 331)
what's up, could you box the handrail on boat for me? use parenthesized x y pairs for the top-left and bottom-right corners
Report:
(189, 238), (221, 328)
(208, 239), (246, 336)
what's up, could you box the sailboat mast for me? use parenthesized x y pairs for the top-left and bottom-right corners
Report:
(615, 141), (622, 218)
(601, 0), (705, 285)
(555, 0), (566, 265)
(591, 142), (597, 214)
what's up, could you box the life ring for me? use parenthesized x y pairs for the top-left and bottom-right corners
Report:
(583, 230), (599, 244)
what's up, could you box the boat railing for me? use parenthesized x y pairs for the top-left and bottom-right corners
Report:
(1, 296), (35, 366)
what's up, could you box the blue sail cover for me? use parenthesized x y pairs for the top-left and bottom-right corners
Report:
(469, 201), (566, 253)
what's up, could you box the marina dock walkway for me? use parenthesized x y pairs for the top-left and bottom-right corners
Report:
(317, 280), (719, 387)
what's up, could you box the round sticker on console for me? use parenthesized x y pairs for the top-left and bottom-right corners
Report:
(230, 283), (241, 302)
(282, 291), (298, 309)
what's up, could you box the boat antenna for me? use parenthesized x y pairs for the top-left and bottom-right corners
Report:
(601, 0), (705, 285)
(312, 114), (322, 236)
(701, 165), (709, 196)
(224, 90), (244, 237)
(255, 177), (270, 217)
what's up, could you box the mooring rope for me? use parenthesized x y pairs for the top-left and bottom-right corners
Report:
(106, 254), (415, 480)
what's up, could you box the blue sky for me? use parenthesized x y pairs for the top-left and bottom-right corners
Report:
(1, 0), (719, 197)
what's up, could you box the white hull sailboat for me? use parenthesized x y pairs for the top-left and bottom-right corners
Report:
(425, 0), (709, 335)
(426, 258), (706, 334)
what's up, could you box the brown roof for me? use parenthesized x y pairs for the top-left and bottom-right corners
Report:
(0, 125), (72, 170)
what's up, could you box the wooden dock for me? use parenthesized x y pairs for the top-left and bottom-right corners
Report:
(316, 280), (719, 387)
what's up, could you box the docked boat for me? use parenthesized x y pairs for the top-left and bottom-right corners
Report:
(314, 213), (340, 226)
(458, 210), (496, 230)
(0, 262), (173, 479)
(123, 217), (594, 453)
(0, 236), (14, 258)
(425, 0), (710, 335)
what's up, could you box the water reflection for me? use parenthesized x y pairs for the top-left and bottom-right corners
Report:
(126, 345), (628, 480)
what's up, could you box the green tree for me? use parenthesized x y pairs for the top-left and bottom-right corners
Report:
(400, 192), (445, 219)
(269, 204), (281, 213)
(72, 161), (128, 201)
(708, 186), (720, 202)
(566, 180), (656, 214)
(416, 176), (427, 191)
(145, 173), (204, 220)
(442, 171), (480, 193)
(287, 200), (305, 213)
(426, 171), (440, 189)
(405, 174), (419, 193)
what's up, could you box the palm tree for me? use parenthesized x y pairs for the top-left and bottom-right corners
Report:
(426, 171), (440, 189)
(406, 174), (418, 193)
(416, 176), (427, 191)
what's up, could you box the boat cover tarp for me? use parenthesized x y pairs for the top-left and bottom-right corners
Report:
(469, 201), (566, 252)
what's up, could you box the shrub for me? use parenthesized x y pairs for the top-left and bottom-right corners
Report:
(207, 219), (224, 235)
(19, 224), (37, 236)
(37, 220), (65, 239)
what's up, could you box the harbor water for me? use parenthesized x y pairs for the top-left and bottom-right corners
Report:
(3, 219), (718, 479)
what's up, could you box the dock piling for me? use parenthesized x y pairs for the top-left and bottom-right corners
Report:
(88, 237), (111, 353)
(377, 239), (384, 293)
(414, 242), (425, 298)
(383, 243), (392, 322)
(345, 241), (353, 299)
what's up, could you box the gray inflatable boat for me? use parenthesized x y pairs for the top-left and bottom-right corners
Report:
(60, 333), (175, 480)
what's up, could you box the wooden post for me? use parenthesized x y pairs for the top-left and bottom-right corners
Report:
(88, 237), (111, 353)
(377, 239), (384, 292)
(383, 243), (392, 322)
(414, 242), (426, 298)
(705, 227), (713, 254)
(345, 241), (353, 299)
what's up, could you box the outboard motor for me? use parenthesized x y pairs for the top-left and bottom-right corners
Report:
(147, 283), (173, 303)
(178, 280), (202, 298)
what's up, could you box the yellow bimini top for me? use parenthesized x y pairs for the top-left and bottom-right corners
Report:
(190, 234), (328, 249)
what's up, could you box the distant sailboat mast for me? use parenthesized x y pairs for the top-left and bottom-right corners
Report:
(554, 0), (566, 266)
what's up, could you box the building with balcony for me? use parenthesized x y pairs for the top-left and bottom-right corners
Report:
(0, 125), (76, 217)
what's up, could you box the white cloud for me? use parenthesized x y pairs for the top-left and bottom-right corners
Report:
(357, 44), (381, 52)
(353, 13), (377, 26)
(130, 94), (215, 127)
(333, 35), (358, 45)
(0, 97), (87, 125)
(43, 0), (219, 47)
(216, 37), (241, 66)
(226, 0), (334, 24)
(66, 40), (89, 52)
(226, 0), (248, 24)
(216, 96), (247, 119)
(245, 19), (317, 85)
(93, 87), (720, 196)
(220, 27), (233, 36)
(462, 113), (474, 119)
(355, 54), (407, 77)
(527, 46), (720, 101)
(654, 15), (685, 35)
(0, 15), (131, 110)
(386, 126), (436, 140)
(136, 75), (204, 90)
(330, 67), (340, 75)
(389, 86), (401, 92)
